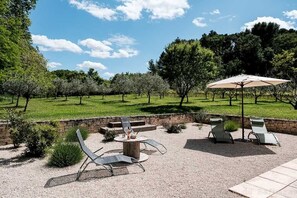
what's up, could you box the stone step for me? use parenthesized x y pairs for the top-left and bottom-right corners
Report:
(100, 124), (157, 134)
(108, 120), (146, 128)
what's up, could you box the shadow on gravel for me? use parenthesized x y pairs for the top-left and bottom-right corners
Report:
(44, 167), (129, 188)
(0, 155), (36, 168)
(184, 138), (276, 157)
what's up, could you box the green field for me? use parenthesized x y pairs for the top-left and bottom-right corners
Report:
(0, 94), (296, 121)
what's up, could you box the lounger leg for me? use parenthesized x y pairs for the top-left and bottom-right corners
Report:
(77, 161), (92, 180)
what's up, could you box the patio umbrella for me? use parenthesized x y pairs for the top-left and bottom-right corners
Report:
(207, 74), (289, 141)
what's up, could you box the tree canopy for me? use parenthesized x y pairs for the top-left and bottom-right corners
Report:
(156, 38), (217, 106)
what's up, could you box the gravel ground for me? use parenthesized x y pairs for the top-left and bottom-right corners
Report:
(1, 123), (297, 198)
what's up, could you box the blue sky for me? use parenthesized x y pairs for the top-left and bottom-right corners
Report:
(29, 0), (297, 79)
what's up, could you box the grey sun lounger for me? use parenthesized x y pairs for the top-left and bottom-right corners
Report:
(120, 117), (167, 154)
(76, 129), (145, 180)
(208, 118), (234, 144)
(248, 118), (280, 146)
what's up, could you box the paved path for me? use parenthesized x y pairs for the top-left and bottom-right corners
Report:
(229, 158), (297, 198)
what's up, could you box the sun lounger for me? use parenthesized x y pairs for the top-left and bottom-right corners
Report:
(76, 129), (145, 180)
(208, 118), (234, 144)
(248, 118), (280, 146)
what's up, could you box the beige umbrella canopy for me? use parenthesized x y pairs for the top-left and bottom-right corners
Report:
(207, 74), (289, 141)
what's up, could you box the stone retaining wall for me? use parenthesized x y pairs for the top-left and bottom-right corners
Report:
(0, 113), (296, 145)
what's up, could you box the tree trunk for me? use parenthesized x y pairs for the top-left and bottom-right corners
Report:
(24, 97), (30, 112)
(65, 95), (68, 101)
(255, 96), (258, 104)
(79, 96), (83, 105)
(229, 97), (232, 106)
(122, 94), (125, 102)
(186, 95), (189, 103)
(11, 95), (14, 104)
(102, 94), (104, 100)
(148, 93), (151, 104)
(212, 92), (215, 102)
(16, 94), (20, 107)
(179, 95), (186, 107)
(204, 91), (208, 99)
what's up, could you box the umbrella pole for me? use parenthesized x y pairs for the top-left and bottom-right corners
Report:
(241, 83), (244, 140)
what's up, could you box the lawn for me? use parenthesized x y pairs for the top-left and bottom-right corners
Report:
(0, 94), (296, 121)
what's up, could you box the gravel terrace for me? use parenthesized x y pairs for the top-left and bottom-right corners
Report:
(1, 123), (297, 198)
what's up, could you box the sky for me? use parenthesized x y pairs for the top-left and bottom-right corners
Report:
(29, 0), (297, 79)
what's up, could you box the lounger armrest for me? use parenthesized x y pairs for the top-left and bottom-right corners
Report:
(93, 147), (104, 158)
(94, 147), (103, 154)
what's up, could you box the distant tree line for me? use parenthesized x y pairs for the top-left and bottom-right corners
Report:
(149, 22), (297, 109)
(0, 0), (296, 111)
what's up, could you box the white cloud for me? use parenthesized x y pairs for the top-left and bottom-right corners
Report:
(79, 38), (113, 52)
(69, 0), (117, 20)
(47, 62), (62, 68)
(192, 17), (207, 27)
(77, 61), (107, 70)
(143, 0), (190, 20)
(69, 0), (190, 21)
(242, 16), (296, 30)
(283, 10), (297, 20)
(112, 48), (138, 58)
(107, 35), (136, 46)
(32, 35), (83, 53)
(210, 9), (220, 15)
(103, 72), (115, 78)
(79, 35), (138, 59)
(116, 0), (143, 20)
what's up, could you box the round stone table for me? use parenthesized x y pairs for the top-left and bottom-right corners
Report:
(114, 136), (149, 162)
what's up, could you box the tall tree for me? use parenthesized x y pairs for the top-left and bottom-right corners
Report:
(271, 50), (297, 109)
(157, 39), (217, 107)
(251, 22), (279, 48)
(20, 45), (51, 112)
(111, 74), (132, 102)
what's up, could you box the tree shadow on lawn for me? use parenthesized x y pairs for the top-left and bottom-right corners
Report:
(101, 100), (130, 104)
(53, 103), (89, 107)
(184, 138), (276, 157)
(140, 105), (203, 114)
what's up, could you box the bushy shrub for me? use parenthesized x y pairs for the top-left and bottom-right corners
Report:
(6, 108), (32, 147)
(65, 127), (89, 142)
(48, 143), (83, 167)
(25, 124), (58, 157)
(224, 120), (239, 132)
(166, 124), (182, 133)
(104, 129), (115, 142)
(194, 110), (208, 123)
(179, 123), (187, 129)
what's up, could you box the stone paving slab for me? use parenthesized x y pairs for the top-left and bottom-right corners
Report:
(276, 186), (297, 198)
(282, 162), (297, 171)
(272, 166), (297, 178)
(229, 158), (297, 198)
(260, 171), (296, 185)
(246, 177), (286, 192)
(229, 182), (273, 198)
(289, 181), (297, 188)
(269, 194), (288, 198)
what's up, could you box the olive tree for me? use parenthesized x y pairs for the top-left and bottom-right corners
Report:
(111, 74), (132, 102)
(271, 50), (297, 109)
(157, 39), (217, 106)
(98, 83), (111, 99)
(141, 73), (165, 104)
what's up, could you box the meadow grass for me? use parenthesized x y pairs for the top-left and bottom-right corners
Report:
(0, 94), (296, 121)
